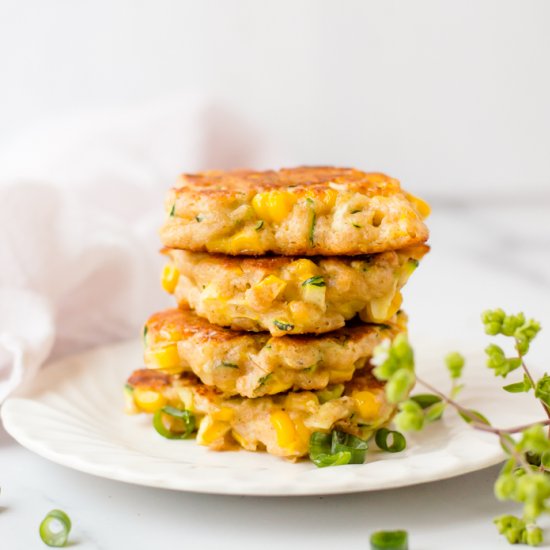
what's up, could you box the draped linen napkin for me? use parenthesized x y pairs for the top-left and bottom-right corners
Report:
(0, 95), (274, 402)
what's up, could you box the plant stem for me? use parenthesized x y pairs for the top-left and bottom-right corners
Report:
(416, 375), (550, 435)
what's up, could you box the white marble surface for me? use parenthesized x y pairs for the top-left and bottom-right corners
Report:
(1, 204), (550, 549)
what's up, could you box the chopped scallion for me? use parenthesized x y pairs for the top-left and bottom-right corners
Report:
(375, 428), (407, 453)
(370, 530), (408, 550)
(153, 406), (195, 439)
(39, 509), (71, 547)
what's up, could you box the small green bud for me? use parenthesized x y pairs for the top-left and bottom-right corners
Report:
(535, 375), (550, 408)
(385, 368), (415, 404)
(445, 351), (465, 379)
(482, 309), (506, 334)
(502, 313), (525, 336)
(518, 425), (550, 455)
(506, 527), (524, 544)
(515, 319), (542, 356)
(494, 514), (524, 534)
(394, 400), (424, 431)
(494, 473), (517, 500)
(485, 344), (522, 377)
(525, 525), (543, 546)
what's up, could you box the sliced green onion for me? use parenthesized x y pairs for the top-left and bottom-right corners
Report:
(331, 430), (368, 463)
(39, 509), (71, 547)
(309, 430), (368, 468)
(195, 214), (204, 222)
(153, 406), (195, 439)
(410, 393), (442, 409)
(169, 204), (176, 216)
(255, 220), (264, 231)
(352, 222), (362, 228)
(273, 319), (294, 331)
(142, 324), (148, 344)
(375, 428), (406, 453)
(370, 530), (408, 550)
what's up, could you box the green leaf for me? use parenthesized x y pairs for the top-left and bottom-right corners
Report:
(410, 393), (442, 409)
(503, 381), (529, 393)
(459, 409), (491, 426)
(425, 401), (446, 422)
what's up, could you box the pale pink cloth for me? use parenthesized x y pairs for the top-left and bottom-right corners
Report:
(0, 95), (275, 402)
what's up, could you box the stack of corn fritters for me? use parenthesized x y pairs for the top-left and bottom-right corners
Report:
(125, 167), (430, 461)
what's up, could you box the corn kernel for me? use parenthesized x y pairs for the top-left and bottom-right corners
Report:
(352, 390), (381, 420)
(366, 289), (403, 322)
(133, 387), (167, 413)
(152, 344), (181, 372)
(211, 407), (235, 422)
(405, 192), (431, 219)
(270, 410), (297, 449)
(161, 264), (180, 294)
(305, 188), (337, 213)
(251, 275), (287, 303)
(288, 258), (318, 280)
(227, 230), (262, 253)
(252, 191), (297, 223)
(231, 429), (249, 449)
(196, 415), (231, 446)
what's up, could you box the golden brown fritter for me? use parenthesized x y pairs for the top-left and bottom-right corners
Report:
(161, 245), (427, 335)
(160, 166), (430, 256)
(142, 307), (407, 397)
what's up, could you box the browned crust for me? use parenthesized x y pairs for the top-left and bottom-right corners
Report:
(172, 166), (402, 198)
(146, 307), (404, 346)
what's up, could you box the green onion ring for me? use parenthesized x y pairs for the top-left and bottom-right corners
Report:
(309, 430), (368, 467)
(370, 529), (409, 550)
(39, 509), (71, 547)
(410, 393), (442, 409)
(375, 428), (407, 453)
(153, 405), (195, 439)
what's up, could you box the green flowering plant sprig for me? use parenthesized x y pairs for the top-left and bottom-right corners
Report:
(373, 309), (549, 547)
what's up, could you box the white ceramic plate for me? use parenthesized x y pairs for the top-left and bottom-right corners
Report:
(1, 340), (541, 496)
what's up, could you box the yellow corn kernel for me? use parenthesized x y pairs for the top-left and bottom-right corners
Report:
(270, 410), (297, 449)
(161, 264), (180, 294)
(228, 230), (262, 253)
(405, 192), (431, 219)
(252, 275), (287, 303)
(252, 191), (297, 223)
(288, 258), (318, 280)
(352, 390), (381, 421)
(151, 344), (181, 371)
(293, 418), (311, 451)
(367, 289), (403, 322)
(305, 188), (337, 213)
(328, 367), (354, 384)
(211, 407), (235, 422)
(231, 429), (249, 449)
(133, 387), (167, 413)
(196, 415), (231, 446)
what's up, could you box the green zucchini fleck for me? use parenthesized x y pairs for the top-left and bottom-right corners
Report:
(219, 362), (239, 369)
(273, 319), (294, 331)
(302, 275), (326, 287)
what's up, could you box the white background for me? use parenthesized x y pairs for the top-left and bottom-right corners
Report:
(2, 0), (550, 200)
